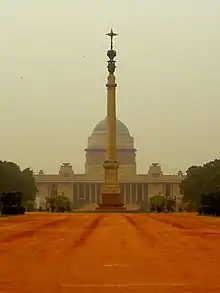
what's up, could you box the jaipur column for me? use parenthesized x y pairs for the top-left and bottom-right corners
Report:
(97, 29), (125, 210)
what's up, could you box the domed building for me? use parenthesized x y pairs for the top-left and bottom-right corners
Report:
(85, 117), (136, 176)
(34, 31), (183, 210)
(35, 116), (183, 209)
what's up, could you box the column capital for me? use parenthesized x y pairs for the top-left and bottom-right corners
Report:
(106, 83), (117, 88)
(106, 73), (116, 86)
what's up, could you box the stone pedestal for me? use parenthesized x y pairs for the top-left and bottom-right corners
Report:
(97, 160), (126, 211)
(97, 185), (126, 210)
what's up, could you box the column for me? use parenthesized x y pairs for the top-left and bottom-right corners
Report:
(131, 184), (136, 204)
(107, 74), (117, 162)
(95, 184), (97, 203)
(72, 184), (75, 205)
(89, 184), (92, 203)
(135, 184), (138, 203)
(123, 184), (126, 205)
(130, 184), (132, 204)
(92, 184), (96, 203)
(120, 184), (124, 204)
(124, 184), (127, 204)
(84, 184), (86, 201)
(146, 183), (149, 209)
(125, 184), (130, 204)
(77, 184), (79, 202)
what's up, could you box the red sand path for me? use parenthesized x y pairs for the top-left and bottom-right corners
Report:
(0, 213), (220, 293)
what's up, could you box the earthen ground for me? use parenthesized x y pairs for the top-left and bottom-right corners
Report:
(0, 212), (220, 293)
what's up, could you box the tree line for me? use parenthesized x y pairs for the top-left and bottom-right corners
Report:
(1, 158), (220, 216)
(0, 161), (37, 215)
(0, 160), (72, 215)
(180, 158), (220, 216)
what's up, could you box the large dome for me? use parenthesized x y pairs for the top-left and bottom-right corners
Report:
(92, 117), (130, 135)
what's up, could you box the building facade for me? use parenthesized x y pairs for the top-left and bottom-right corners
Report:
(35, 117), (184, 209)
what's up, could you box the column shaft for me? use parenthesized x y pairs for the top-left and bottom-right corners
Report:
(107, 74), (117, 161)
(89, 184), (92, 203)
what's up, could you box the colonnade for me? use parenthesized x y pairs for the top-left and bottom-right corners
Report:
(39, 182), (179, 209)
(72, 182), (175, 205)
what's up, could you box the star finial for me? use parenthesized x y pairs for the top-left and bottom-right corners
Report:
(106, 28), (118, 50)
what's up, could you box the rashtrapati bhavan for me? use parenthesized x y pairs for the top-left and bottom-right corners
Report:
(34, 30), (184, 210)
(35, 117), (183, 209)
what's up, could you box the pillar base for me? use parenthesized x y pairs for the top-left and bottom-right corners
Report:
(97, 186), (126, 211)
(98, 160), (126, 211)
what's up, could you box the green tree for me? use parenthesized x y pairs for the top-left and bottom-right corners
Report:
(55, 196), (72, 212)
(180, 159), (220, 208)
(149, 195), (165, 206)
(167, 199), (175, 211)
(0, 161), (21, 193)
(149, 195), (165, 208)
(20, 168), (38, 204)
(0, 161), (38, 210)
(46, 190), (72, 212)
(46, 189), (58, 212)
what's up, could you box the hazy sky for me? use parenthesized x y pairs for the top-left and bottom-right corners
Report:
(1, 0), (220, 174)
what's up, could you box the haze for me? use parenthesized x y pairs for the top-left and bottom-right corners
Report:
(1, 0), (220, 174)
